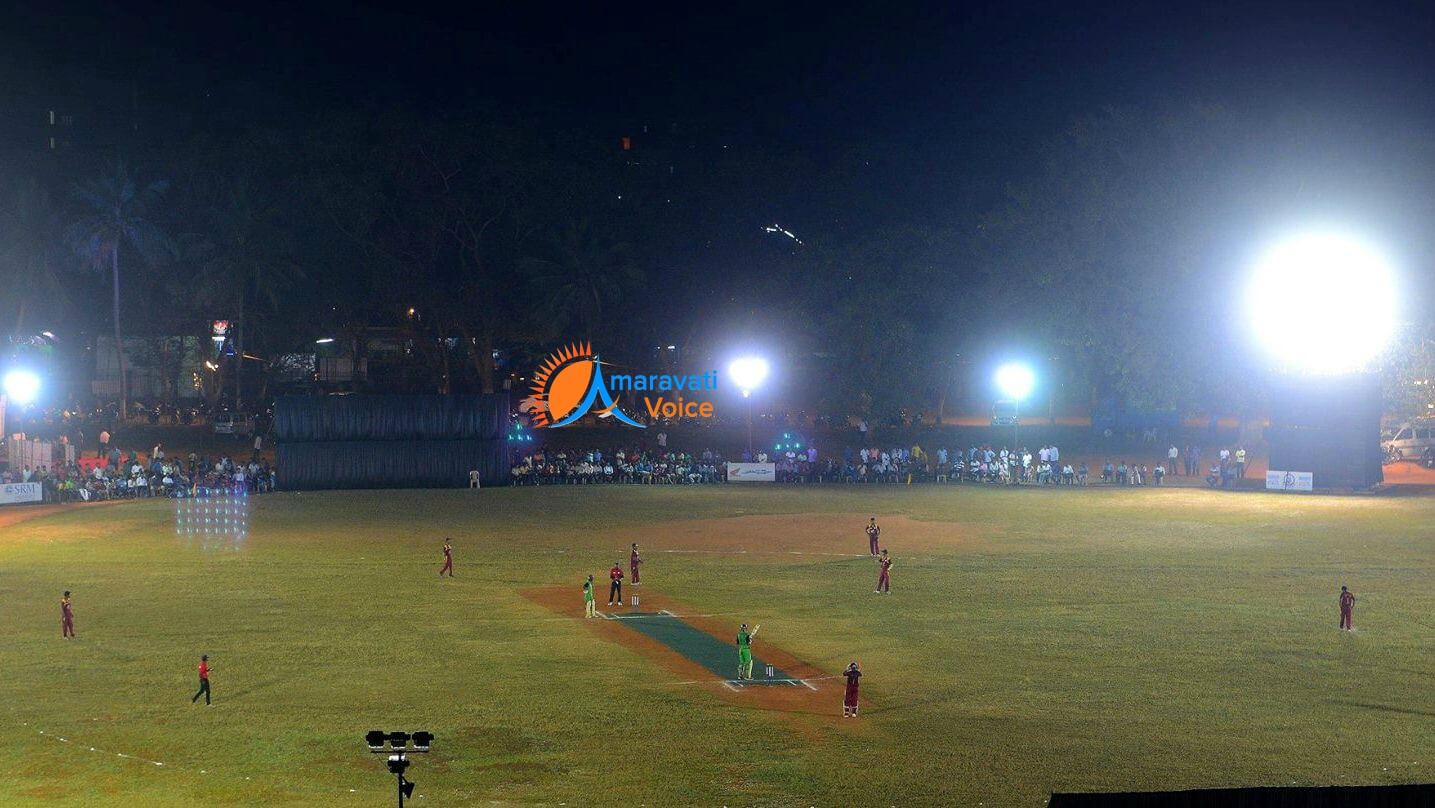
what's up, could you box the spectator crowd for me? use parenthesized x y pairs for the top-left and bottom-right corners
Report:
(1, 447), (277, 502)
(509, 442), (1255, 488)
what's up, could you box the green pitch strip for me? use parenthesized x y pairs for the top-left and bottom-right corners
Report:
(607, 611), (803, 687)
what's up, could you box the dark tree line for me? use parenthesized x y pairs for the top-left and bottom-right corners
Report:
(1, 103), (1431, 418)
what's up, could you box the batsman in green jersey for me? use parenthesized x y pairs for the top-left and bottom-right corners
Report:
(583, 574), (596, 618)
(736, 623), (760, 679)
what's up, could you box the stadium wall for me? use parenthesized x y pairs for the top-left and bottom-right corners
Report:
(276, 394), (509, 490)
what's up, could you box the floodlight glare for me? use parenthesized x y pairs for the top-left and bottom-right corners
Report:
(2, 369), (41, 405)
(994, 363), (1035, 401)
(1247, 232), (1398, 373)
(728, 357), (769, 395)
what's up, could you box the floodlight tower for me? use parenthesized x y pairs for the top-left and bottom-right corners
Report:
(728, 356), (769, 456)
(365, 730), (433, 807)
(1246, 231), (1398, 489)
(995, 363), (1035, 448)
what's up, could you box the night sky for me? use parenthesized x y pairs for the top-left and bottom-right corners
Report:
(11, 1), (1435, 203)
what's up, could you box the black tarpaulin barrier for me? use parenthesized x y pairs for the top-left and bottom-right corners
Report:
(274, 394), (506, 443)
(276, 395), (509, 489)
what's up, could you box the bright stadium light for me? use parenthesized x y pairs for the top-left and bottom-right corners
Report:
(995, 363), (1035, 401)
(1247, 232), (1398, 374)
(728, 356), (769, 397)
(728, 356), (770, 456)
(3, 369), (41, 405)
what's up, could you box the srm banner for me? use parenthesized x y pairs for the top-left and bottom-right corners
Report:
(0, 482), (42, 506)
(1265, 470), (1314, 492)
(726, 462), (776, 482)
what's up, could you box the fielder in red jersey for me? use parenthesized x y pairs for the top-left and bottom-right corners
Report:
(439, 539), (454, 577)
(866, 517), (880, 556)
(61, 591), (75, 638)
(1339, 585), (1356, 630)
(842, 661), (862, 717)
(630, 543), (642, 585)
(875, 549), (892, 593)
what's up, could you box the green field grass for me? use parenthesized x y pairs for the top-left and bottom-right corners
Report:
(0, 485), (1431, 806)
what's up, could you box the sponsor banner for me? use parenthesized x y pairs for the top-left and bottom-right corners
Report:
(1266, 470), (1314, 492)
(0, 482), (42, 506)
(726, 462), (776, 482)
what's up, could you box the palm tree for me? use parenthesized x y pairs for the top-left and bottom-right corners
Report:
(67, 164), (170, 420)
(527, 218), (640, 336)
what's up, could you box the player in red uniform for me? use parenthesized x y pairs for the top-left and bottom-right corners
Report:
(842, 661), (862, 717)
(866, 517), (880, 556)
(438, 539), (454, 577)
(630, 543), (642, 586)
(607, 562), (624, 606)
(875, 549), (892, 593)
(1339, 585), (1356, 631)
(191, 655), (212, 705)
(61, 591), (75, 638)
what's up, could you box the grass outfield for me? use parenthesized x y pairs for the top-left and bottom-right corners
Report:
(0, 485), (1431, 806)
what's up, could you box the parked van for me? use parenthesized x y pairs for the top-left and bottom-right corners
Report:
(1382, 420), (1435, 461)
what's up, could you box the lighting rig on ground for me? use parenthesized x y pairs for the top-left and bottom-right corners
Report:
(365, 730), (433, 807)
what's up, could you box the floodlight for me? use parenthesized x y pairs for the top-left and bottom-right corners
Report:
(411, 731), (433, 751)
(994, 363), (1035, 401)
(365, 730), (387, 751)
(728, 357), (769, 394)
(1247, 232), (1398, 373)
(387, 731), (410, 749)
(2, 369), (41, 405)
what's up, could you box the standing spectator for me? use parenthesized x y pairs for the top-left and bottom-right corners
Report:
(1153, 464), (1165, 486)
(1235, 446), (1247, 479)
(1168, 445), (1179, 476)
(656, 431), (667, 449)
(98, 429), (110, 459)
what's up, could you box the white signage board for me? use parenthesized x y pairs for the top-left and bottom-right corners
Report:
(1265, 470), (1314, 492)
(0, 482), (42, 506)
(726, 462), (776, 482)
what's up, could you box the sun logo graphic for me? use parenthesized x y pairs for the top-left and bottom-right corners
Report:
(527, 342), (646, 428)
